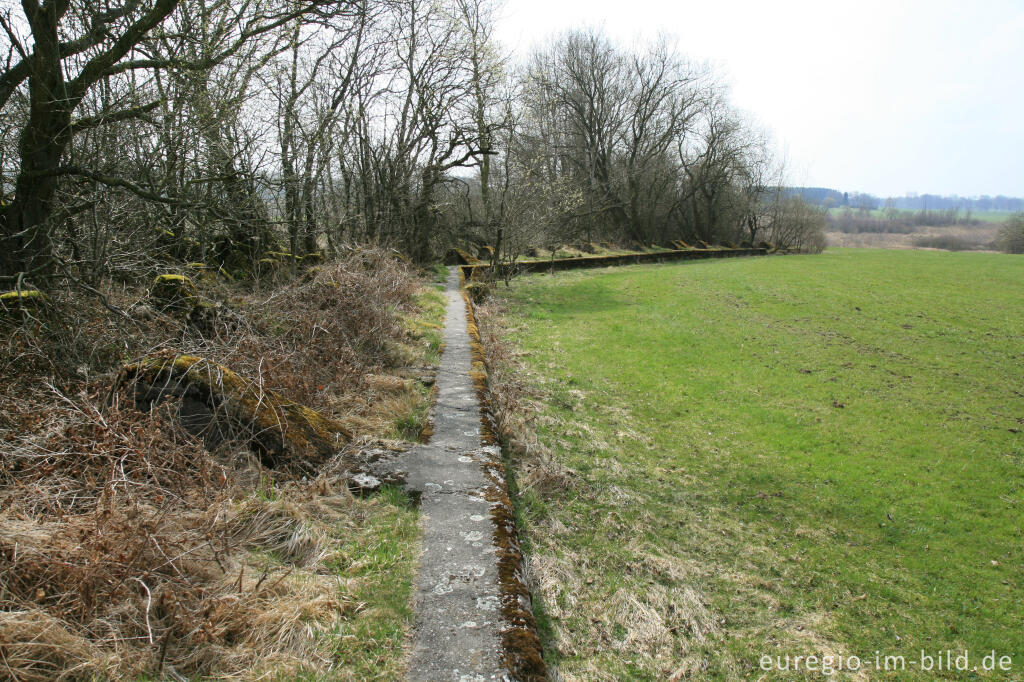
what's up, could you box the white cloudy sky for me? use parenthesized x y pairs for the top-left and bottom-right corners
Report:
(495, 0), (1024, 198)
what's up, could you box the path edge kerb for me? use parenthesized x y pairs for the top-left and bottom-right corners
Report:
(459, 268), (548, 682)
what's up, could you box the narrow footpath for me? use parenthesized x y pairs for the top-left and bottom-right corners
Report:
(405, 269), (526, 681)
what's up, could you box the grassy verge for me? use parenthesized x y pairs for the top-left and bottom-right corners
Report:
(305, 281), (445, 678)
(479, 249), (1023, 680)
(310, 486), (420, 681)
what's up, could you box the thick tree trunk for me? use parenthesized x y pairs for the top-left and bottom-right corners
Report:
(0, 3), (75, 281)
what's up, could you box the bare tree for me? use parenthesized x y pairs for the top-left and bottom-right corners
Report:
(270, 1), (374, 256)
(456, 0), (505, 263)
(677, 92), (754, 243)
(0, 0), (346, 285)
(517, 30), (713, 247)
(771, 195), (826, 252)
(736, 132), (784, 244)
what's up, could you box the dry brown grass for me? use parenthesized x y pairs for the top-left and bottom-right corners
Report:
(0, 392), (358, 680)
(0, 248), (437, 680)
(826, 224), (1000, 250)
(472, 299), (576, 499)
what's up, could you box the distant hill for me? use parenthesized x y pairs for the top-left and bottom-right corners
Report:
(785, 187), (1024, 213)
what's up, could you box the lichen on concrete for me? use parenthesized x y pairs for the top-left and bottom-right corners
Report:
(461, 282), (547, 682)
(403, 268), (546, 681)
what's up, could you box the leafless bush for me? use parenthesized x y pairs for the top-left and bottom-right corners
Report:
(997, 213), (1024, 254)
(235, 247), (420, 416)
(828, 208), (981, 234)
(770, 196), (827, 253)
(911, 234), (984, 251)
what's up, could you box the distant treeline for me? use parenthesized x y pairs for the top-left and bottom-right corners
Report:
(828, 208), (978, 234)
(785, 188), (1024, 213)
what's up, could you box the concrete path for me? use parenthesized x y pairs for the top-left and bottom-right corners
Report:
(405, 270), (511, 681)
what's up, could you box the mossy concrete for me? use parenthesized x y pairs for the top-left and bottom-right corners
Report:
(0, 289), (50, 318)
(117, 352), (351, 472)
(460, 245), (769, 280)
(404, 269), (541, 681)
(149, 274), (197, 309)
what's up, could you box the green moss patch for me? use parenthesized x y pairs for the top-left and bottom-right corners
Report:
(0, 289), (51, 318)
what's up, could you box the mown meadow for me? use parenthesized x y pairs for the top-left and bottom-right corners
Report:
(487, 249), (1023, 679)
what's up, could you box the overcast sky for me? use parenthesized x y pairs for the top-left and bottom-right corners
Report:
(495, 0), (1024, 198)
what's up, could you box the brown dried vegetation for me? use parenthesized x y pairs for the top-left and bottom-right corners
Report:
(0, 248), (435, 680)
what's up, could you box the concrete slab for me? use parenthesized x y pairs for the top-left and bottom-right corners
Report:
(406, 269), (512, 681)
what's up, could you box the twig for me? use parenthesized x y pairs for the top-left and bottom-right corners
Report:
(252, 563), (272, 593)
(156, 611), (175, 674)
(132, 577), (154, 644)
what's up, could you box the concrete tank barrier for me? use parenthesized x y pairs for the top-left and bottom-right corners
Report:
(460, 246), (772, 281)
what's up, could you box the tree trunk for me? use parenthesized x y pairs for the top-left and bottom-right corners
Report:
(0, 3), (75, 281)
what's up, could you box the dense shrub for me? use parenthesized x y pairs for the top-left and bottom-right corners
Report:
(997, 213), (1024, 254)
(911, 235), (981, 251)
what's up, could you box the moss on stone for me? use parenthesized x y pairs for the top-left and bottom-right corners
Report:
(149, 274), (198, 310)
(463, 280), (491, 304)
(117, 352), (351, 472)
(444, 248), (482, 266)
(0, 289), (51, 318)
(460, 289), (548, 680)
(300, 265), (323, 283)
(1, 289), (49, 305)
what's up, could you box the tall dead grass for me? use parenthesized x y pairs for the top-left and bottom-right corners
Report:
(0, 247), (428, 680)
(472, 299), (576, 498)
(826, 224), (999, 250)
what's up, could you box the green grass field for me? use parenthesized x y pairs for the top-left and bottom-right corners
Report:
(490, 249), (1023, 679)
